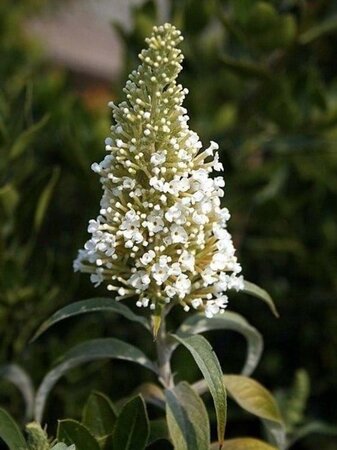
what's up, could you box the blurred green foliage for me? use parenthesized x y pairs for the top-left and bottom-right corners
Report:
(0, 0), (109, 416)
(114, 0), (337, 447)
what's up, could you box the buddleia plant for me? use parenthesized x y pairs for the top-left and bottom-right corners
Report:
(73, 23), (244, 330)
(31, 24), (285, 450)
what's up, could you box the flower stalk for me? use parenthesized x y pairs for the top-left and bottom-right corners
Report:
(155, 313), (174, 389)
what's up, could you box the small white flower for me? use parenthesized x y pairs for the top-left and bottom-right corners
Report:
(129, 271), (151, 290)
(213, 152), (224, 171)
(151, 152), (166, 166)
(151, 261), (170, 285)
(201, 267), (217, 286)
(191, 298), (203, 309)
(140, 250), (156, 265)
(121, 177), (136, 190)
(210, 252), (228, 271)
(164, 285), (177, 298)
(169, 262), (182, 276)
(174, 273), (191, 298)
(145, 214), (164, 233)
(179, 250), (195, 272)
(170, 224), (188, 244)
(90, 271), (104, 287)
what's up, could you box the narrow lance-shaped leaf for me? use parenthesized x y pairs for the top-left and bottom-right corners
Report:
(82, 391), (117, 441)
(175, 311), (263, 376)
(166, 382), (210, 450)
(34, 338), (157, 422)
(299, 15), (337, 44)
(34, 167), (60, 232)
(31, 297), (150, 341)
(0, 364), (35, 420)
(10, 115), (49, 160)
(243, 281), (279, 317)
(210, 438), (278, 450)
(197, 375), (285, 450)
(288, 421), (337, 448)
(112, 395), (149, 450)
(171, 334), (227, 447)
(0, 408), (27, 450)
(223, 375), (283, 423)
(57, 419), (99, 450)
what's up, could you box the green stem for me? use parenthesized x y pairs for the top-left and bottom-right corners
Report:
(156, 315), (174, 389)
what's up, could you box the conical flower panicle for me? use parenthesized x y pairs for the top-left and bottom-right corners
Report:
(74, 23), (243, 318)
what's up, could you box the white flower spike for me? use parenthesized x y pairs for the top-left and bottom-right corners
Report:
(74, 23), (243, 322)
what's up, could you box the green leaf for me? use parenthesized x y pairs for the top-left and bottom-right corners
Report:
(243, 281), (279, 317)
(132, 382), (165, 409)
(57, 420), (99, 450)
(0, 364), (35, 420)
(223, 375), (283, 423)
(289, 421), (337, 447)
(0, 184), (19, 217)
(148, 419), (169, 445)
(282, 369), (310, 430)
(300, 15), (337, 44)
(210, 438), (277, 449)
(50, 444), (75, 450)
(112, 395), (149, 450)
(34, 338), (157, 422)
(221, 56), (272, 80)
(34, 167), (60, 231)
(82, 391), (117, 441)
(171, 334), (227, 446)
(32, 297), (150, 341)
(10, 115), (49, 160)
(175, 311), (263, 376)
(0, 408), (27, 450)
(223, 375), (285, 449)
(166, 382), (210, 450)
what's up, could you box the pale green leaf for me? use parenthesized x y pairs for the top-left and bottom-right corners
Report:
(300, 15), (337, 44)
(34, 338), (156, 422)
(50, 444), (76, 450)
(289, 421), (337, 447)
(171, 334), (227, 446)
(31, 298), (150, 341)
(166, 382), (210, 450)
(0, 184), (19, 217)
(57, 420), (99, 450)
(34, 167), (60, 231)
(223, 375), (283, 423)
(0, 364), (34, 420)
(210, 438), (277, 450)
(133, 382), (165, 409)
(10, 115), (49, 160)
(112, 395), (149, 450)
(243, 281), (279, 317)
(221, 56), (272, 80)
(175, 311), (263, 376)
(223, 375), (285, 449)
(0, 408), (27, 450)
